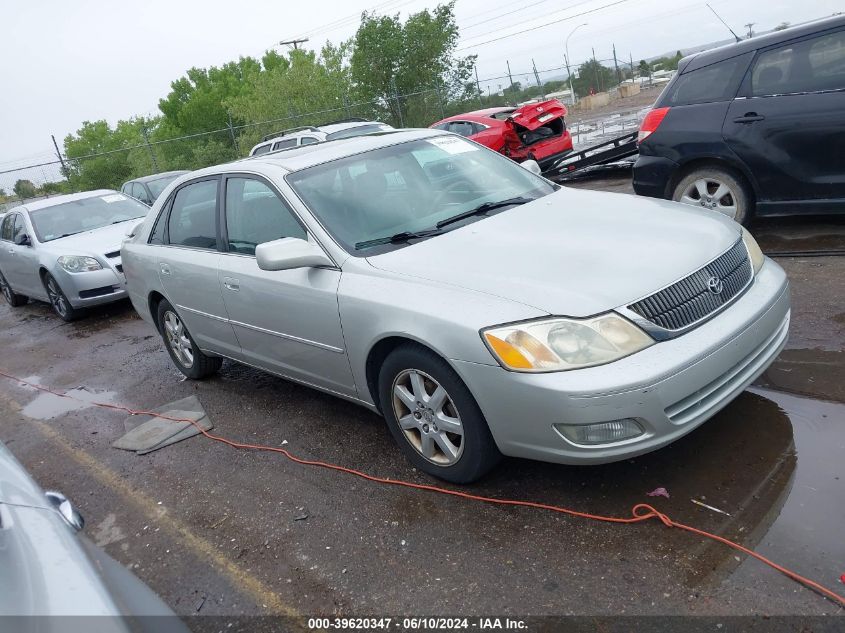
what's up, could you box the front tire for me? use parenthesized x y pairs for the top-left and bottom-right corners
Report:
(379, 343), (501, 484)
(42, 272), (80, 321)
(156, 299), (221, 379)
(672, 166), (752, 225)
(0, 270), (28, 307)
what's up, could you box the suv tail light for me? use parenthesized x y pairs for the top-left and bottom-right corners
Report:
(638, 107), (670, 144)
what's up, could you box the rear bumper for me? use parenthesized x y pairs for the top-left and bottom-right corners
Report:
(632, 154), (678, 199)
(451, 258), (790, 465)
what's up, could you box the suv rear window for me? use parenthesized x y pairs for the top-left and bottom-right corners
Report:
(663, 55), (750, 105)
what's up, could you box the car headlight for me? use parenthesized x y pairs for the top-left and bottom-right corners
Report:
(57, 255), (103, 273)
(482, 314), (654, 372)
(741, 227), (764, 274)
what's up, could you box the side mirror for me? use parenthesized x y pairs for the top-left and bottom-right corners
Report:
(13, 233), (30, 246)
(126, 221), (144, 239)
(45, 490), (85, 532)
(256, 237), (333, 271)
(519, 159), (542, 176)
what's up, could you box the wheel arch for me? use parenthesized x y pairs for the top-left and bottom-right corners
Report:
(147, 290), (167, 333)
(669, 156), (758, 206)
(364, 335), (453, 414)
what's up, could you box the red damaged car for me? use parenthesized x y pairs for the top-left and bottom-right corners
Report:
(430, 99), (573, 168)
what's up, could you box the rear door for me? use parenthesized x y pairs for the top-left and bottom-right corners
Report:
(724, 27), (845, 209)
(217, 174), (355, 396)
(156, 177), (240, 356)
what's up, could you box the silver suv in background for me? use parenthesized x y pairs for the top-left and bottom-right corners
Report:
(249, 118), (393, 156)
(122, 130), (789, 483)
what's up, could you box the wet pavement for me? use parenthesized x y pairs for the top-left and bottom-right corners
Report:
(1, 181), (844, 620)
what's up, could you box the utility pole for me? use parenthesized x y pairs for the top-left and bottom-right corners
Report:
(564, 54), (575, 105)
(613, 43), (621, 85)
(744, 22), (755, 38)
(51, 135), (67, 177)
(531, 59), (543, 98)
(474, 66), (483, 106)
(279, 38), (309, 50)
(227, 112), (240, 155)
(591, 47), (601, 92)
(390, 75), (404, 127)
(506, 60), (515, 93)
(141, 126), (159, 171)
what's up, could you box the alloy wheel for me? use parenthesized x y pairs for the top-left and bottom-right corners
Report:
(45, 276), (69, 318)
(0, 274), (12, 304)
(391, 369), (464, 465)
(678, 178), (738, 220)
(163, 310), (194, 368)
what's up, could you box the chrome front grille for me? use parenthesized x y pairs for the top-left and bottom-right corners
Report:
(628, 240), (751, 333)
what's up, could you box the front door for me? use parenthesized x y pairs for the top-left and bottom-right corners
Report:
(1, 213), (41, 296)
(724, 27), (845, 211)
(156, 177), (240, 356)
(217, 175), (356, 396)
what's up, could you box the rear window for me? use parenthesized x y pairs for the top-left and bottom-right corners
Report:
(325, 124), (392, 141)
(663, 54), (750, 105)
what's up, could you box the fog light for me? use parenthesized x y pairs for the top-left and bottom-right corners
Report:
(554, 419), (644, 446)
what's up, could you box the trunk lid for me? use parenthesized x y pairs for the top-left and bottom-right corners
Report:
(508, 99), (568, 130)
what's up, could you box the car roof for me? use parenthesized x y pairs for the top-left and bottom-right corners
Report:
(681, 14), (845, 71)
(132, 170), (190, 184)
(14, 189), (118, 213)
(318, 120), (387, 134)
(196, 128), (448, 177)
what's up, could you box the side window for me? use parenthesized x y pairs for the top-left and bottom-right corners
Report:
(752, 30), (845, 96)
(132, 183), (151, 204)
(12, 214), (27, 242)
(252, 143), (271, 156)
(224, 177), (306, 256)
(448, 121), (475, 137)
(167, 180), (218, 250)
(300, 136), (319, 145)
(0, 214), (14, 241)
(272, 138), (297, 151)
(664, 54), (749, 105)
(471, 123), (487, 135)
(121, 182), (132, 195)
(148, 198), (170, 245)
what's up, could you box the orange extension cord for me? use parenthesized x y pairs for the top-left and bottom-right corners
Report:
(2, 368), (843, 610)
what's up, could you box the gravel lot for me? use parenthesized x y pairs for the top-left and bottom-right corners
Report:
(1, 176), (844, 623)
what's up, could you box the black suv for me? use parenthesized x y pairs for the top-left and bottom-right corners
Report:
(633, 15), (845, 224)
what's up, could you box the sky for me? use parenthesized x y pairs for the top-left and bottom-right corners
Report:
(0, 0), (840, 179)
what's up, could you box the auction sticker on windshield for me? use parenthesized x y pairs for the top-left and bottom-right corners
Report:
(101, 194), (127, 203)
(427, 136), (478, 154)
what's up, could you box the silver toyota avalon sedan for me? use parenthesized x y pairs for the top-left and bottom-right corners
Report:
(122, 130), (790, 483)
(0, 190), (148, 321)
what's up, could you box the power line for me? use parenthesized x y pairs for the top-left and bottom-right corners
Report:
(456, 0), (637, 51)
(460, 0), (554, 31)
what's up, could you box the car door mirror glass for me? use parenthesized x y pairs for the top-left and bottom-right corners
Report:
(256, 237), (333, 271)
(519, 159), (542, 176)
(13, 233), (30, 246)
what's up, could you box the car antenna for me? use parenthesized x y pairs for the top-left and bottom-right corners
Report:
(706, 3), (742, 43)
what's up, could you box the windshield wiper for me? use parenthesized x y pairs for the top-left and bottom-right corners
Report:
(355, 228), (445, 250)
(435, 197), (534, 229)
(54, 231), (84, 239)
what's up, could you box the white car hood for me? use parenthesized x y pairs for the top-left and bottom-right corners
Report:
(37, 219), (137, 256)
(367, 187), (741, 317)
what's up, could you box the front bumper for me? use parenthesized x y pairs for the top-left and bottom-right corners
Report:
(452, 258), (790, 465)
(52, 266), (127, 308)
(632, 154), (679, 199)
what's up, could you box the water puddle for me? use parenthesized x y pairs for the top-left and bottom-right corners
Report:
(18, 380), (116, 421)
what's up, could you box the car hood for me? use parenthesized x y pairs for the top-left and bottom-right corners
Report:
(366, 188), (741, 317)
(37, 219), (138, 256)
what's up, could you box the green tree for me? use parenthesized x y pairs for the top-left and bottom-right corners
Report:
(63, 118), (150, 190)
(0, 188), (6, 198)
(638, 59), (650, 76)
(350, 1), (476, 126)
(40, 181), (68, 195)
(572, 59), (614, 97)
(774, 22), (790, 31)
(13, 179), (38, 199)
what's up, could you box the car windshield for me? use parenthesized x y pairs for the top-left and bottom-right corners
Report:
(325, 124), (393, 141)
(286, 135), (556, 254)
(29, 193), (149, 242)
(147, 174), (182, 199)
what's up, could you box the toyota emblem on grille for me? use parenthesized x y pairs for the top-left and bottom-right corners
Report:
(707, 276), (724, 295)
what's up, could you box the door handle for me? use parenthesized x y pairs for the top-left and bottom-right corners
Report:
(733, 113), (765, 123)
(222, 276), (240, 291)
(159, 263), (171, 275)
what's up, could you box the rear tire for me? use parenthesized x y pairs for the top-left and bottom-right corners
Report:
(156, 299), (222, 379)
(0, 270), (28, 307)
(672, 166), (752, 225)
(42, 272), (81, 321)
(379, 343), (501, 484)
